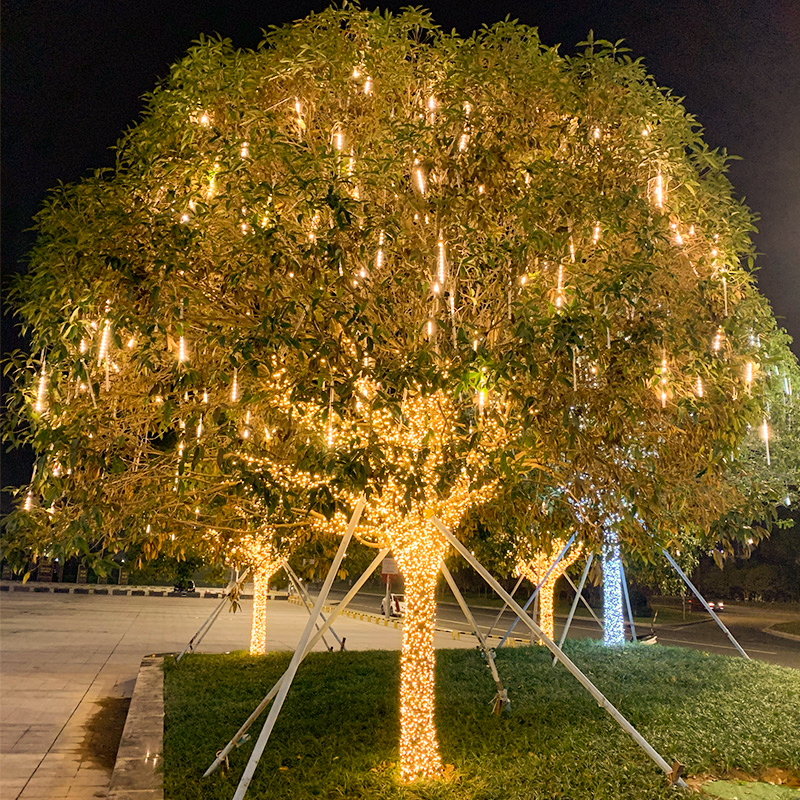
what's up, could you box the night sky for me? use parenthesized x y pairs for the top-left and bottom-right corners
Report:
(2, 0), (799, 489)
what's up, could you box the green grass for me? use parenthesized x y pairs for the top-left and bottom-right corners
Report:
(164, 642), (800, 800)
(773, 620), (800, 637)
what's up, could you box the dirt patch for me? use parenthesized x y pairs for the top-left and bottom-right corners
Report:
(687, 768), (800, 792)
(78, 696), (131, 771)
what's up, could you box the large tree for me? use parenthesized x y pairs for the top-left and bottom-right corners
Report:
(4, 6), (797, 781)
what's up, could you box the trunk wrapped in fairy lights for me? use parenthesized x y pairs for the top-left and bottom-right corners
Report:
(394, 529), (447, 780)
(516, 538), (582, 642)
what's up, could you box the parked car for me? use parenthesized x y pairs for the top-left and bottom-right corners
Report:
(381, 593), (405, 617)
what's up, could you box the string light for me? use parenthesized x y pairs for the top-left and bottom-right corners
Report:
(592, 222), (601, 243)
(516, 540), (582, 642)
(762, 418), (771, 466)
(651, 171), (664, 208)
(696, 376), (704, 398)
(34, 360), (48, 414)
(231, 368), (239, 402)
(603, 530), (625, 646)
(98, 319), (112, 364)
(413, 159), (427, 195)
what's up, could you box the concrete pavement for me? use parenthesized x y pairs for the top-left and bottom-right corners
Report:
(0, 589), (475, 800)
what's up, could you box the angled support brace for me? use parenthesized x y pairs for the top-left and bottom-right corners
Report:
(231, 496), (365, 800)
(440, 562), (509, 714)
(619, 560), (637, 641)
(203, 542), (388, 779)
(282, 560), (342, 651)
(430, 515), (687, 789)
(498, 533), (576, 648)
(662, 549), (750, 659)
(177, 567), (251, 663)
(555, 552), (595, 660)
(485, 574), (524, 638)
(562, 570), (604, 631)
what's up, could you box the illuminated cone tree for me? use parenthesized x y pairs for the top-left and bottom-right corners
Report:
(5, 5), (799, 784)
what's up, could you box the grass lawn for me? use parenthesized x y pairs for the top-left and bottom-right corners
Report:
(773, 620), (800, 637)
(164, 642), (800, 800)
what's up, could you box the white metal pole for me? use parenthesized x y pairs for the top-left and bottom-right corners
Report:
(440, 563), (509, 712)
(485, 574), (524, 637)
(430, 515), (687, 788)
(620, 561), (637, 641)
(662, 549), (750, 659)
(230, 497), (365, 800)
(283, 560), (341, 651)
(177, 567), (251, 663)
(562, 571), (604, 631)
(556, 552), (594, 655)
(498, 533), (576, 647)
(204, 543), (388, 778)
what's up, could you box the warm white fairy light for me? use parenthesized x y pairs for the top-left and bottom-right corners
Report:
(555, 264), (565, 308)
(242, 410), (251, 439)
(745, 361), (754, 392)
(199, 111), (211, 127)
(240, 141), (249, 159)
(178, 336), (188, 363)
(98, 319), (112, 364)
(592, 222), (601, 243)
(762, 418), (771, 466)
(327, 388), (335, 448)
(375, 231), (385, 269)
(696, 376), (704, 398)
(332, 126), (345, 152)
(413, 159), (427, 195)
(363, 75), (373, 94)
(652, 171), (664, 208)
(712, 326), (724, 353)
(436, 234), (446, 284)
(34, 361), (48, 414)
(231, 368), (239, 402)
(23, 491), (34, 511)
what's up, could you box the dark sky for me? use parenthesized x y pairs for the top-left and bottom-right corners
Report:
(2, 0), (799, 488)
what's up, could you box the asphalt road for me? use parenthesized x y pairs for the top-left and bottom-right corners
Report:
(330, 590), (800, 669)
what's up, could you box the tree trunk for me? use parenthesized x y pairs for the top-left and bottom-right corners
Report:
(249, 566), (271, 655)
(603, 530), (625, 646)
(394, 534), (445, 781)
(517, 540), (581, 642)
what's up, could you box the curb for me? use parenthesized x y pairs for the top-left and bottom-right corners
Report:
(0, 581), (287, 602)
(108, 655), (164, 800)
(288, 596), (532, 646)
(763, 626), (800, 643)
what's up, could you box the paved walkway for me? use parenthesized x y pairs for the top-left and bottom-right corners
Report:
(0, 590), (473, 800)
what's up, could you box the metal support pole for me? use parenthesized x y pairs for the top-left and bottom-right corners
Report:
(498, 533), (576, 648)
(620, 561), (637, 641)
(662, 549), (750, 660)
(230, 497), (365, 800)
(283, 560), (342, 651)
(556, 552), (594, 656)
(430, 515), (687, 788)
(485, 574), (524, 638)
(440, 563), (509, 713)
(562, 571), (604, 631)
(204, 541), (388, 779)
(177, 567), (251, 663)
